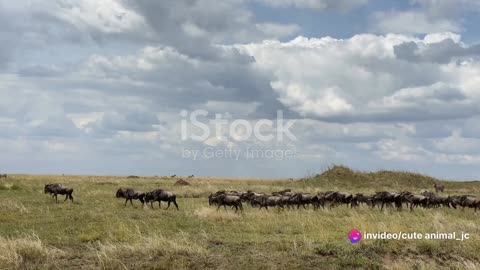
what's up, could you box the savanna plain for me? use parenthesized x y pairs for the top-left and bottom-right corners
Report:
(1, 166), (480, 270)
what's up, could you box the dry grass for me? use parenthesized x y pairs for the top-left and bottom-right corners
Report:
(91, 230), (207, 269)
(0, 234), (64, 270)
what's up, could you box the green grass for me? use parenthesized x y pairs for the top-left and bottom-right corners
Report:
(0, 167), (480, 269)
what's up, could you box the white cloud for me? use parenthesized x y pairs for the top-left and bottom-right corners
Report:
(237, 33), (480, 121)
(371, 11), (461, 34)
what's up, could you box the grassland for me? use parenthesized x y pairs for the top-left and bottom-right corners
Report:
(1, 166), (480, 269)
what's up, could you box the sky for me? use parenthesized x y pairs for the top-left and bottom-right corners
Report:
(1, 0), (480, 180)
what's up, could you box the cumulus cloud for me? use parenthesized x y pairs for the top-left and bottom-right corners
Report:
(394, 37), (480, 64)
(237, 33), (480, 122)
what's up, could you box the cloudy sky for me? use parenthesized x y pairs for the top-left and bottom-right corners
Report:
(1, 0), (480, 179)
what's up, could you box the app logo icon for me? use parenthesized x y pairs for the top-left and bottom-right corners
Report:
(349, 229), (362, 243)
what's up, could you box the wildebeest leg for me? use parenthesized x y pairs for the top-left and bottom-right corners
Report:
(173, 200), (179, 210)
(63, 195), (69, 202)
(217, 204), (222, 211)
(234, 205), (238, 213)
(158, 201), (161, 209)
(381, 202), (385, 210)
(166, 201), (171, 209)
(54, 193), (58, 203)
(130, 199), (134, 207)
(124, 199), (128, 207)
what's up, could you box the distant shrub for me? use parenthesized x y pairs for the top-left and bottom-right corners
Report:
(0, 183), (23, 191)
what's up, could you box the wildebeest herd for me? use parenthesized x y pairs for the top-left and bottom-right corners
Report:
(43, 184), (179, 210)
(115, 188), (179, 210)
(208, 184), (480, 212)
(41, 182), (480, 213)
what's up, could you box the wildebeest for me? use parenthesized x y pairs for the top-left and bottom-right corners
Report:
(426, 195), (452, 208)
(257, 195), (284, 210)
(0, 174), (7, 178)
(171, 174), (176, 178)
(212, 193), (243, 212)
(116, 188), (145, 207)
(240, 191), (265, 206)
(44, 183), (74, 203)
(451, 195), (480, 211)
(188, 174), (194, 178)
(145, 189), (179, 210)
(322, 191), (353, 208)
(421, 190), (435, 197)
(351, 193), (371, 207)
(433, 183), (445, 193)
(289, 193), (314, 209)
(371, 191), (398, 210)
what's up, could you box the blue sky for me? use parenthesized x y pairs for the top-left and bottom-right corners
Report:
(1, 0), (480, 180)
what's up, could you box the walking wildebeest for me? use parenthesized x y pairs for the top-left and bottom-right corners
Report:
(257, 195), (284, 210)
(452, 195), (479, 211)
(116, 188), (145, 207)
(44, 183), (74, 203)
(351, 193), (371, 208)
(0, 174), (7, 178)
(371, 191), (398, 210)
(213, 193), (243, 212)
(145, 189), (179, 210)
(433, 183), (445, 193)
(324, 192), (353, 208)
(240, 191), (264, 205)
(421, 190), (435, 197)
(289, 193), (314, 209)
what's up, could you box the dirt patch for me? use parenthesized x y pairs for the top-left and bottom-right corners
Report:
(175, 179), (191, 186)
